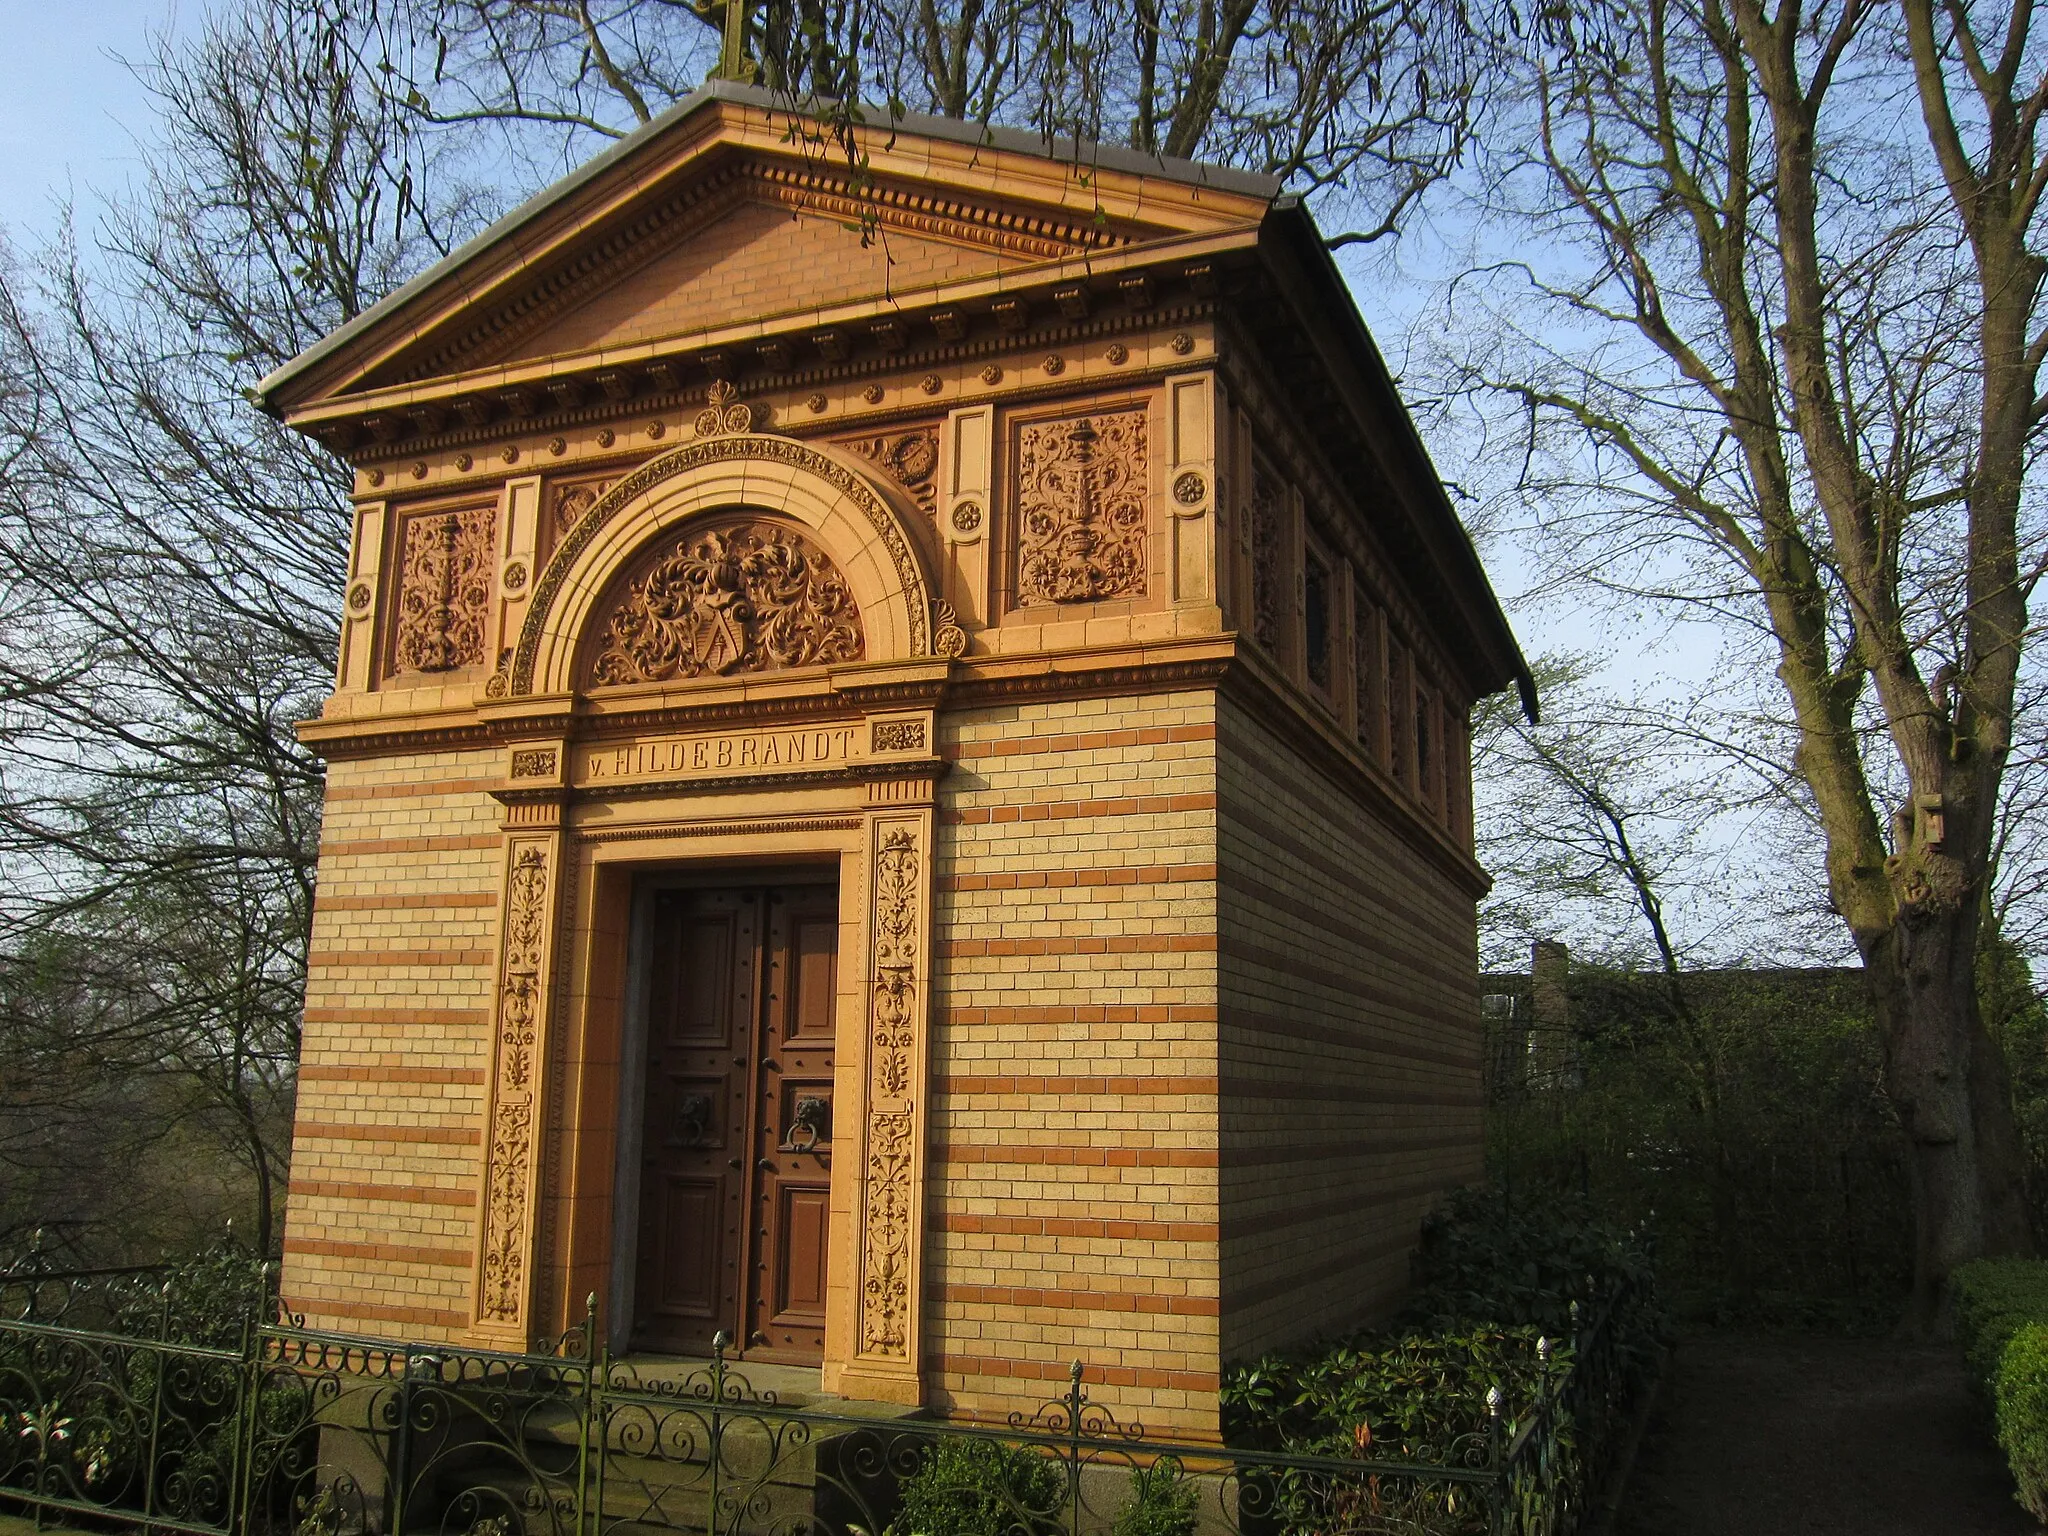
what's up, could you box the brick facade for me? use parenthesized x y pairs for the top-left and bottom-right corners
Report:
(261, 82), (1527, 1437)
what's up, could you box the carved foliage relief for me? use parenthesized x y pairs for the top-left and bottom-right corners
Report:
(1250, 458), (1286, 653)
(479, 841), (552, 1325)
(393, 506), (497, 673)
(552, 476), (614, 534)
(1016, 409), (1148, 604)
(860, 824), (920, 1358)
(589, 520), (864, 686)
(835, 428), (940, 521)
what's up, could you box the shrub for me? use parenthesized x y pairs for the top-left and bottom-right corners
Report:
(1995, 1322), (2048, 1522)
(1223, 1325), (1563, 1457)
(891, 1436), (1065, 1536)
(1952, 1257), (2048, 1519)
(1401, 1188), (1656, 1337)
(1223, 1188), (1658, 1454)
(1112, 1459), (1197, 1536)
(1955, 1258), (2048, 1390)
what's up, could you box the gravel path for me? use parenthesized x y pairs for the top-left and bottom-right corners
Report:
(1615, 1334), (2035, 1535)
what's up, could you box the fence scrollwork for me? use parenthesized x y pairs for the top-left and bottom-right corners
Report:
(0, 1253), (1646, 1536)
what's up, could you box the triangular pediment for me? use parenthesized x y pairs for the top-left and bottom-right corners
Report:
(481, 185), (1050, 373)
(261, 87), (1280, 412)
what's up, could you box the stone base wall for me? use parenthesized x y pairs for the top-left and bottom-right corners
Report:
(1215, 693), (1485, 1363)
(925, 688), (1222, 1435)
(283, 746), (504, 1336)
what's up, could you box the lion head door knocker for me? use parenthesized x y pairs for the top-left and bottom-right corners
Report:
(779, 1095), (830, 1154)
(675, 1092), (714, 1148)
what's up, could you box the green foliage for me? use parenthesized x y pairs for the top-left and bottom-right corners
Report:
(1403, 1187), (1656, 1334)
(1949, 1258), (2048, 1519)
(1955, 1258), (2048, 1390)
(110, 1239), (274, 1348)
(892, 1436), (1065, 1536)
(1112, 1459), (1197, 1536)
(1995, 1322), (2048, 1522)
(1981, 940), (2048, 1243)
(1223, 1324), (1563, 1458)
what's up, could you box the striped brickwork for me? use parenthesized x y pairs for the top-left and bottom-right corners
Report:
(283, 748), (505, 1335)
(1215, 693), (1485, 1362)
(926, 690), (1222, 1434)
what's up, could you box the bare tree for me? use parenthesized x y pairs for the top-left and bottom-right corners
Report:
(0, 0), (484, 1256)
(362, 0), (1487, 240)
(1448, 0), (2048, 1323)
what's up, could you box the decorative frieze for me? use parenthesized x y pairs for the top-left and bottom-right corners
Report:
(1016, 409), (1148, 604)
(871, 718), (927, 752)
(509, 748), (558, 779)
(392, 505), (496, 673)
(589, 521), (864, 685)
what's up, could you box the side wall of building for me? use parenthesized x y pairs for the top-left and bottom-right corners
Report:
(927, 688), (1221, 1435)
(282, 747), (503, 1337)
(1214, 692), (1484, 1364)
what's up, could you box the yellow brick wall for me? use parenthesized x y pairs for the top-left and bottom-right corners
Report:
(283, 747), (503, 1336)
(1214, 693), (1485, 1362)
(927, 689), (1222, 1436)
(283, 683), (1482, 1417)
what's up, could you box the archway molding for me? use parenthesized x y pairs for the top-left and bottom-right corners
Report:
(508, 431), (948, 696)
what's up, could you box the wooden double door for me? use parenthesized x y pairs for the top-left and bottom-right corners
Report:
(632, 881), (839, 1362)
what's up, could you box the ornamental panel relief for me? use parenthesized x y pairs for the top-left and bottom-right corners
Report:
(1015, 408), (1148, 604)
(477, 839), (552, 1328)
(832, 427), (940, 523)
(859, 823), (921, 1358)
(586, 518), (865, 686)
(391, 504), (497, 674)
(550, 474), (615, 535)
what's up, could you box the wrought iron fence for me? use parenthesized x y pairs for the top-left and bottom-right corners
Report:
(0, 1250), (1645, 1536)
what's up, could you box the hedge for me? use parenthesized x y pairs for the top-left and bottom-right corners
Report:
(1954, 1257), (2048, 1520)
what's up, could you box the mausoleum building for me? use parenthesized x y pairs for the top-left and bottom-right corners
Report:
(260, 83), (1532, 1438)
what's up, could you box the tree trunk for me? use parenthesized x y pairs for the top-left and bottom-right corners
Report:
(1867, 897), (2033, 1332)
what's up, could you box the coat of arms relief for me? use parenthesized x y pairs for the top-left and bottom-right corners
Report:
(1016, 409), (1148, 604)
(588, 519), (865, 685)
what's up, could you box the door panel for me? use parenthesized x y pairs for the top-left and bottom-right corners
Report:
(744, 887), (838, 1360)
(633, 881), (837, 1363)
(651, 1178), (722, 1317)
(633, 889), (756, 1356)
(775, 1185), (831, 1316)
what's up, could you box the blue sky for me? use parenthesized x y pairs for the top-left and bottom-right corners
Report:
(0, 1), (195, 244)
